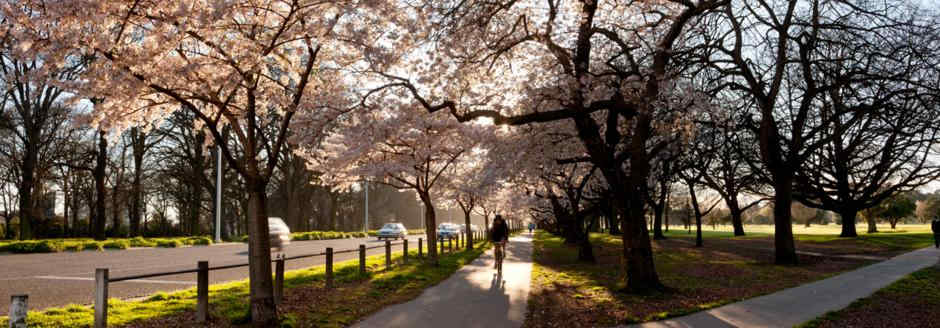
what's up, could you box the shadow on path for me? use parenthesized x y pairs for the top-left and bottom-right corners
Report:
(352, 234), (534, 328)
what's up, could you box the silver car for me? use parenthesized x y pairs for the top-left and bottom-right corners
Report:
(377, 223), (407, 240)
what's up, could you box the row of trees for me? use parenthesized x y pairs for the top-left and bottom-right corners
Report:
(3, 0), (940, 325)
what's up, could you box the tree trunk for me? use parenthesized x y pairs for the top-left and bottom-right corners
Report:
(867, 215), (878, 233)
(419, 192), (438, 265)
(130, 139), (145, 237)
(577, 232), (595, 262)
(839, 209), (858, 237)
(93, 131), (108, 241)
(772, 176), (798, 265)
(689, 182), (704, 247)
(245, 181), (277, 326)
(463, 208), (473, 250)
(17, 146), (36, 240)
(728, 200), (745, 236)
(652, 203), (666, 240)
(664, 193), (670, 233)
(621, 190), (663, 292)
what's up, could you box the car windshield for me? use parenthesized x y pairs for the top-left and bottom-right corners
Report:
(382, 223), (400, 230)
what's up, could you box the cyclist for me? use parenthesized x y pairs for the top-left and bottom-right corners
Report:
(490, 215), (510, 270)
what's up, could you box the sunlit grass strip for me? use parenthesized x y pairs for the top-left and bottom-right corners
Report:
(0, 240), (491, 327)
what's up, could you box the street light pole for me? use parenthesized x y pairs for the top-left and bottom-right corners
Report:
(214, 144), (222, 243)
(363, 181), (369, 232)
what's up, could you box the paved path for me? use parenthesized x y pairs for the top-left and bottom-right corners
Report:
(627, 247), (940, 328)
(0, 235), (425, 314)
(353, 233), (534, 328)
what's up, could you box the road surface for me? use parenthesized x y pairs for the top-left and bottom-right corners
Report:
(0, 235), (432, 315)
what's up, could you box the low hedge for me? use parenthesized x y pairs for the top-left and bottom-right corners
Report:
(0, 236), (215, 254)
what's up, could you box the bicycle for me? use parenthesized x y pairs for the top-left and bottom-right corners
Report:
(494, 240), (506, 275)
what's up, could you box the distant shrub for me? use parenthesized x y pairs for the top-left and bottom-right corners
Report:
(129, 237), (156, 247)
(186, 236), (212, 246)
(103, 240), (130, 249)
(156, 239), (182, 248)
(82, 242), (103, 251)
(8, 240), (64, 253)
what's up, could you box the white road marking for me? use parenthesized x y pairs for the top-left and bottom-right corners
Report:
(35, 276), (196, 285)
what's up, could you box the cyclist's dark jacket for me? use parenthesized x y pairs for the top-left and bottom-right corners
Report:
(490, 222), (509, 242)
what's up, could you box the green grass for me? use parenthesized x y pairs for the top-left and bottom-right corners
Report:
(661, 224), (934, 251)
(0, 236), (219, 254)
(799, 266), (940, 328)
(0, 238), (490, 327)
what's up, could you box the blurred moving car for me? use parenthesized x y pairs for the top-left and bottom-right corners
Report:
(268, 217), (291, 253)
(377, 223), (407, 240)
(437, 223), (460, 240)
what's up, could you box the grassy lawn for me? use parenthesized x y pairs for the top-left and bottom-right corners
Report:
(662, 224), (934, 254)
(1, 239), (489, 327)
(525, 230), (897, 327)
(800, 265), (940, 328)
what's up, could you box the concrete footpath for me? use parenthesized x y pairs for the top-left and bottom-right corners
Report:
(352, 233), (534, 328)
(627, 247), (940, 328)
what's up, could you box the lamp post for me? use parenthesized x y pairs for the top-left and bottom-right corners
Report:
(214, 145), (221, 243)
(363, 181), (369, 232)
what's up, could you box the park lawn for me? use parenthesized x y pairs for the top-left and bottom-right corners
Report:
(668, 223), (932, 236)
(664, 224), (934, 255)
(525, 231), (882, 327)
(799, 265), (940, 328)
(0, 240), (488, 328)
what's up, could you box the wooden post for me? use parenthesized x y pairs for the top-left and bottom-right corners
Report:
(440, 239), (445, 254)
(385, 240), (391, 270)
(359, 244), (366, 276)
(326, 247), (334, 288)
(197, 261), (209, 323)
(403, 239), (409, 263)
(274, 258), (285, 305)
(94, 268), (108, 328)
(418, 238), (423, 258)
(449, 237), (453, 252)
(9, 295), (27, 328)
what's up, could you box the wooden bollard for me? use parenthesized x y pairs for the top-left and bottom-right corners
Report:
(326, 247), (334, 288)
(9, 295), (27, 328)
(403, 239), (409, 263)
(385, 240), (391, 270)
(418, 238), (423, 258)
(197, 261), (209, 323)
(359, 245), (366, 276)
(94, 268), (108, 328)
(274, 258), (285, 305)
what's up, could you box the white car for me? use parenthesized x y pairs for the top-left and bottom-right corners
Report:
(268, 217), (291, 252)
(377, 223), (407, 240)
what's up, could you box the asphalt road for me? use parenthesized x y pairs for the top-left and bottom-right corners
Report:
(0, 235), (433, 315)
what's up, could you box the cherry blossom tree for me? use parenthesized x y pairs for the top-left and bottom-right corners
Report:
(3, 0), (410, 323)
(373, 0), (725, 292)
(311, 102), (490, 264)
